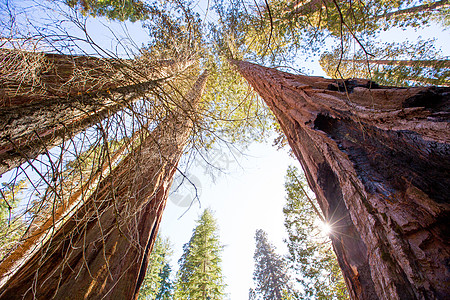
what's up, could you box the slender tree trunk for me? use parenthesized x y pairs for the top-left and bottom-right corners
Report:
(0, 51), (193, 176)
(0, 72), (208, 300)
(405, 76), (450, 87)
(232, 60), (450, 300)
(379, 0), (450, 20)
(343, 59), (450, 68)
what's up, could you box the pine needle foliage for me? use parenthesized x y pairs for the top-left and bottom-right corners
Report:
(175, 209), (225, 300)
(139, 234), (174, 300)
(283, 166), (348, 299)
(252, 229), (290, 300)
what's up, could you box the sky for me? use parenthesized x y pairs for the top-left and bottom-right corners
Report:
(160, 140), (299, 299)
(2, 1), (449, 299)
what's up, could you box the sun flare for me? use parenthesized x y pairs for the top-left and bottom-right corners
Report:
(320, 222), (332, 235)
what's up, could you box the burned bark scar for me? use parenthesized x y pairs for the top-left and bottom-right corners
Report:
(327, 79), (380, 93)
(314, 113), (450, 204)
(403, 87), (450, 113)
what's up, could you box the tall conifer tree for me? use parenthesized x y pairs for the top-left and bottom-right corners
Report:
(175, 209), (225, 300)
(138, 234), (173, 300)
(252, 229), (290, 300)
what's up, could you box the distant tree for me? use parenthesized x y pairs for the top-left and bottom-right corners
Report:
(283, 166), (348, 299)
(138, 234), (173, 300)
(0, 180), (27, 260)
(320, 39), (449, 86)
(175, 209), (225, 299)
(251, 229), (290, 300)
(156, 263), (173, 300)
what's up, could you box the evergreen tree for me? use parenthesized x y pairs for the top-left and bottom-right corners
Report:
(251, 229), (290, 300)
(283, 166), (348, 299)
(156, 263), (173, 300)
(138, 235), (173, 300)
(175, 209), (225, 299)
(66, 0), (152, 22)
(0, 180), (27, 260)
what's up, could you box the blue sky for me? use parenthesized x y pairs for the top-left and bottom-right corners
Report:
(161, 140), (298, 299)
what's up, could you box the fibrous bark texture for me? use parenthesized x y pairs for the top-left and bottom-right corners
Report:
(232, 60), (449, 300)
(0, 50), (190, 107)
(0, 50), (193, 176)
(0, 72), (208, 300)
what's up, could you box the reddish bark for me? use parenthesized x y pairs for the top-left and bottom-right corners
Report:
(0, 72), (208, 300)
(291, 0), (330, 15)
(232, 60), (449, 300)
(0, 51), (193, 176)
(0, 50), (189, 107)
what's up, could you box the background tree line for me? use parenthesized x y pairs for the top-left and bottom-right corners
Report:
(136, 165), (348, 300)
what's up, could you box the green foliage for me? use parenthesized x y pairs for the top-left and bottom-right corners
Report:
(283, 166), (348, 299)
(156, 263), (173, 300)
(199, 59), (274, 148)
(175, 209), (225, 299)
(252, 229), (290, 300)
(139, 234), (174, 299)
(320, 39), (449, 86)
(0, 180), (27, 260)
(210, 0), (449, 68)
(66, 0), (151, 22)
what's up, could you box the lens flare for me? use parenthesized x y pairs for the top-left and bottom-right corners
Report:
(320, 222), (332, 235)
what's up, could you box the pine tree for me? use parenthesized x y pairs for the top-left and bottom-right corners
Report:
(156, 263), (173, 300)
(0, 180), (27, 260)
(138, 234), (173, 300)
(251, 229), (290, 300)
(175, 209), (225, 299)
(283, 165), (348, 299)
(320, 40), (449, 87)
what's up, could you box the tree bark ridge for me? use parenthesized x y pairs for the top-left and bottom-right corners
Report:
(231, 59), (449, 300)
(0, 51), (194, 176)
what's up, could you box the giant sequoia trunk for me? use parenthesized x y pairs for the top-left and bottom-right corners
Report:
(0, 50), (193, 176)
(0, 72), (208, 300)
(0, 50), (190, 107)
(232, 60), (449, 300)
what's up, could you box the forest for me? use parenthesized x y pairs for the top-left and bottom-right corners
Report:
(0, 0), (448, 299)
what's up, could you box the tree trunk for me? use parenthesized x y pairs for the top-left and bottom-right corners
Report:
(232, 60), (450, 300)
(0, 71), (208, 300)
(0, 50), (190, 107)
(343, 59), (450, 69)
(0, 51), (193, 176)
(380, 0), (450, 20)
